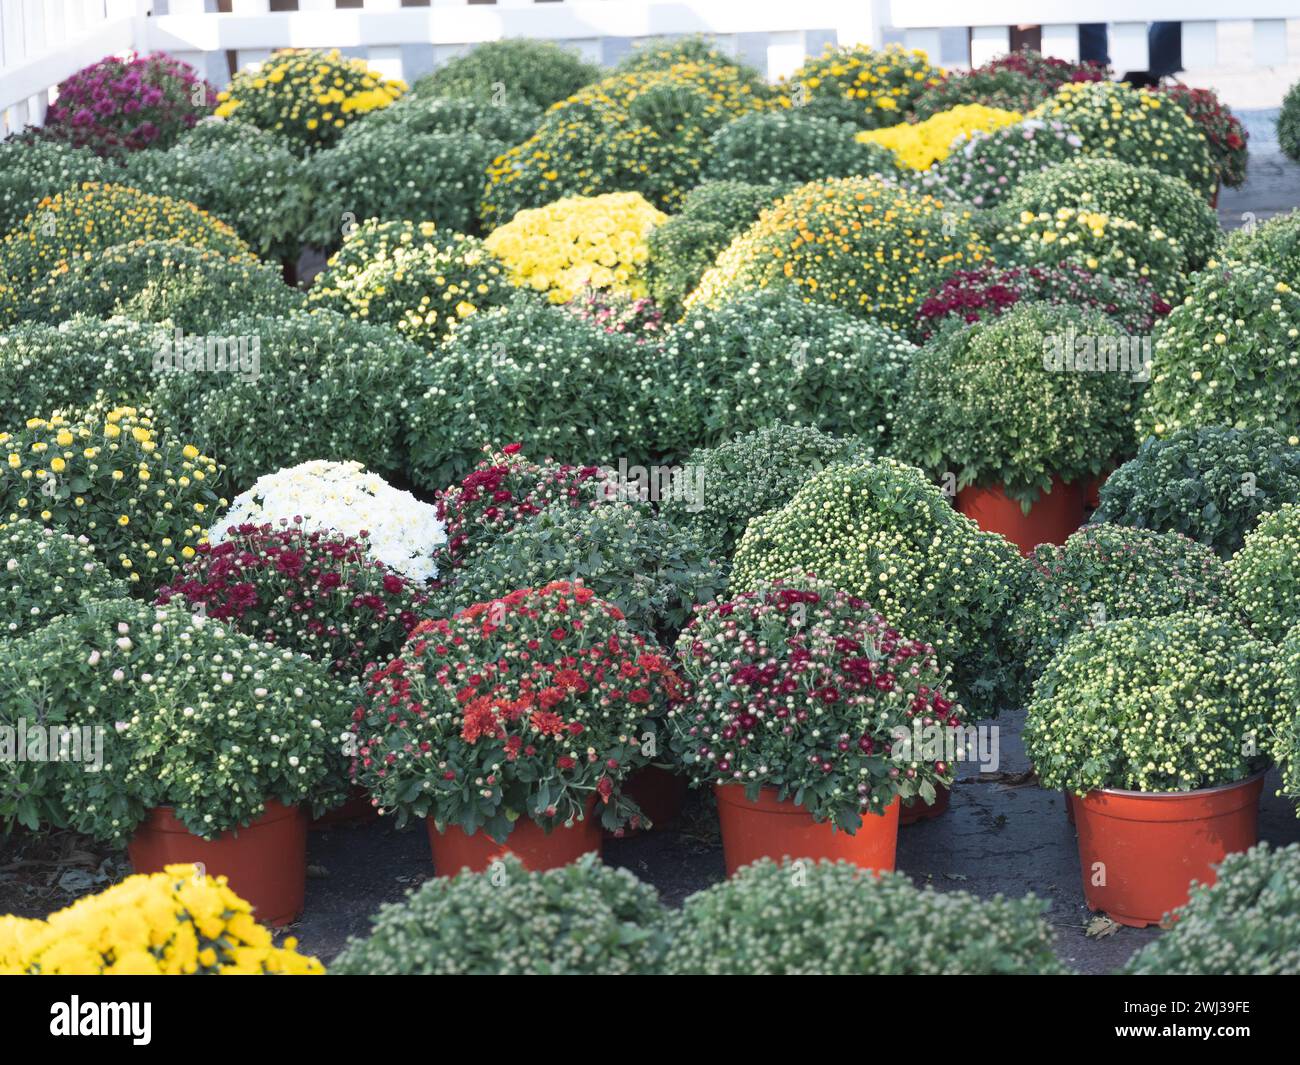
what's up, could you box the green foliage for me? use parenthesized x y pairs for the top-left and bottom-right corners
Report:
(415, 39), (601, 110)
(1015, 524), (1228, 683)
(444, 500), (720, 640)
(332, 855), (668, 975)
(1136, 264), (1300, 440)
(404, 297), (663, 489)
(0, 520), (129, 639)
(658, 288), (915, 457)
(123, 120), (312, 259)
(703, 110), (897, 187)
(21, 240), (304, 331)
(1092, 427), (1300, 558)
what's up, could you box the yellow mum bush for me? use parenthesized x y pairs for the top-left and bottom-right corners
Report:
(484, 191), (666, 304)
(480, 61), (772, 222)
(215, 48), (406, 153)
(856, 103), (1023, 170)
(0, 182), (250, 299)
(0, 407), (226, 594)
(686, 175), (988, 335)
(0, 864), (323, 975)
(780, 44), (942, 128)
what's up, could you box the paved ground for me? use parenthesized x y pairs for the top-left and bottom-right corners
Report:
(1220, 108), (1296, 225)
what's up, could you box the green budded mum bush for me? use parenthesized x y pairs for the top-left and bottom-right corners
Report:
(1276, 627), (1300, 806)
(306, 219), (515, 352)
(1005, 157), (1222, 272)
(990, 207), (1186, 303)
(659, 423), (872, 558)
(617, 36), (753, 75)
(657, 288), (917, 457)
(0, 139), (107, 237)
(1014, 524), (1228, 684)
(305, 123), (499, 245)
(480, 63), (771, 224)
(687, 175), (989, 336)
(1024, 611), (1277, 795)
(1135, 264), (1300, 440)
(1224, 209), (1300, 282)
(405, 297), (661, 489)
(443, 500), (721, 640)
(150, 308), (423, 491)
(0, 317), (165, 428)
(22, 239), (304, 331)
(1092, 427), (1300, 558)
(644, 180), (780, 319)
(730, 459), (1028, 715)
(122, 120), (312, 259)
(1227, 504), (1300, 643)
(415, 39), (600, 111)
(702, 110), (898, 187)
(0, 597), (353, 838)
(362, 93), (542, 145)
(665, 859), (1068, 975)
(0, 519), (129, 639)
(896, 303), (1140, 507)
(930, 117), (1082, 209)
(332, 855), (667, 976)
(0, 182), (251, 300)
(1123, 843), (1300, 975)
(1029, 80), (1216, 201)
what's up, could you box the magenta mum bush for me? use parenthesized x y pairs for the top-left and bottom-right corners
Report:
(43, 52), (215, 156)
(666, 579), (967, 831)
(916, 263), (1170, 339)
(156, 522), (428, 680)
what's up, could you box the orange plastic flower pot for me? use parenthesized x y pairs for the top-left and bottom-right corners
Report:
(128, 800), (307, 927)
(606, 766), (689, 837)
(1073, 772), (1264, 928)
(428, 804), (602, 876)
(714, 784), (899, 876)
(956, 477), (1084, 556)
(900, 782), (951, 826)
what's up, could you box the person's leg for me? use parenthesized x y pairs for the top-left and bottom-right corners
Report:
(1147, 21), (1183, 79)
(1078, 23), (1110, 66)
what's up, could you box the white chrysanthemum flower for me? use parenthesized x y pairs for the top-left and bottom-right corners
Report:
(207, 459), (446, 582)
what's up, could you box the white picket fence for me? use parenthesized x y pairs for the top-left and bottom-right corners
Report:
(2, 0), (1297, 138)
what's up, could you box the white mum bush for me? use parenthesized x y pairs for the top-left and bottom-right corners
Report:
(209, 460), (445, 583)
